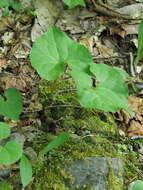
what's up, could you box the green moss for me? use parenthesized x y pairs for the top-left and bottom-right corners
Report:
(124, 152), (141, 181)
(32, 134), (141, 190)
(107, 160), (123, 190)
(32, 136), (118, 190)
(32, 78), (142, 190)
(39, 78), (77, 105)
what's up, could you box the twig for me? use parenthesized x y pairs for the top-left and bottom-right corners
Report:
(91, 0), (140, 20)
(82, 134), (95, 138)
(93, 55), (126, 60)
(129, 52), (136, 77)
(45, 105), (81, 109)
(57, 89), (76, 93)
(22, 109), (42, 113)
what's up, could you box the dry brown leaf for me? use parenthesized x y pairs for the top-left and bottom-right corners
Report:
(110, 26), (126, 38)
(96, 42), (114, 57)
(129, 96), (143, 115)
(1, 76), (27, 91)
(79, 36), (94, 53)
(121, 24), (138, 35)
(116, 95), (143, 137)
(118, 109), (130, 124)
(128, 130), (143, 137)
(0, 20), (8, 32)
(0, 58), (7, 72)
(117, 3), (143, 17)
(127, 120), (143, 133)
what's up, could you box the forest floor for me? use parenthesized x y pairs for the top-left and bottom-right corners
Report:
(0, 0), (143, 189)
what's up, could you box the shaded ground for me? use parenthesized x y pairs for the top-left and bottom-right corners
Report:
(0, 0), (143, 189)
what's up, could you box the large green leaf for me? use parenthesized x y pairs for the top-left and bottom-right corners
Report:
(42, 133), (70, 154)
(72, 64), (130, 112)
(77, 87), (128, 112)
(0, 88), (23, 121)
(30, 27), (92, 81)
(90, 64), (128, 97)
(0, 141), (23, 165)
(129, 180), (143, 190)
(20, 155), (32, 187)
(135, 20), (143, 64)
(0, 122), (10, 140)
(62, 0), (85, 8)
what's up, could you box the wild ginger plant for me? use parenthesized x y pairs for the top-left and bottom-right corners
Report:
(30, 26), (132, 114)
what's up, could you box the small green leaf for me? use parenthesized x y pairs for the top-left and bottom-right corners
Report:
(62, 0), (85, 8)
(0, 88), (23, 121)
(42, 133), (70, 154)
(0, 122), (10, 140)
(135, 20), (143, 64)
(30, 27), (92, 81)
(0, 141), (23, 165)
(129, 180), (143, 190)
(20, 155), (32, 187)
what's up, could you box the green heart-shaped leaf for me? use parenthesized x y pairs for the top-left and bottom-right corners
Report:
(0, 122), (10, 140)
(71, 64), (130, 113)
(0, 141), (23, 165)
(30, 27), (92, 81)
(0, 88), (23, 121)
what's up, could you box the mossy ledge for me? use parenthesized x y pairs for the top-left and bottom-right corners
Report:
(32, 135), (141, 190)
(30, 79), (141, 190)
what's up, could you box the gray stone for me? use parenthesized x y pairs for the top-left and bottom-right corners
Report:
(0, 169), (11, 179)
(0, 132), (25, 146)
(9, 133), (25, 146)
(65, 157), (124, 190)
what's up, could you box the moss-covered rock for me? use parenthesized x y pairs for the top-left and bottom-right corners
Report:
(30, 78), (141, 190)
(32, 134), (141, 190)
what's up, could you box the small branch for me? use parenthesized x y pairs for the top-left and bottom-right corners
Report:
(93, 55), (126, 60)
(130, 52), (136, 77)
(45, 105), (81, 109)
(23, 109), (42, 113)
(57, 89), (76, 93)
